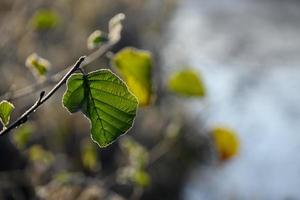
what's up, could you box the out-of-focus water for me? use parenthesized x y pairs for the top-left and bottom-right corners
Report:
(162, 0), (300, 199)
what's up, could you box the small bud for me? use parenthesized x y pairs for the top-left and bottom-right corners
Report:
(108, 13), (125, 43)
(87, 30), (108, 50)
(0, 100), (15, 127)
(25, 53), (51, 79)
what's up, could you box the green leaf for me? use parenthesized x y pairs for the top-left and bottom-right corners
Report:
(112, 47), (152, 106)
(26, 53), (51, 78)
(0, 100), (15, 127)
(87, 30), (108, 50)
(108, 13), (125, 43)
(63, 69), (138, 147)
(31, 9), (59, 30)
(167, 69), (206, 97)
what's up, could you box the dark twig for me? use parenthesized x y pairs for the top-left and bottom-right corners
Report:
(0, 56), (86, 136)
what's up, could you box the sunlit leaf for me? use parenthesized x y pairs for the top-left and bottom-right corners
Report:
(108, 13), (125, 43)
(112, 47), (153, 106)
(26, 53), (51, 78)
(81, 140), (99, 171)
(168, 69), (205, 97)
(12, 123), (35, 149)
(211, 126), (239, 161)
(63, 69), (138, 147)
(0, 100), (14, 127)
(87, 30), (108, 50)
(31, 9), (59, 30)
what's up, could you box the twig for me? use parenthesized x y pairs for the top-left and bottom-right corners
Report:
(1, 41), (116, 101)
(0, 56), (86, 136)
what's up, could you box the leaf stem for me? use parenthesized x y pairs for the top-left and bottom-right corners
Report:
(0, 56), (86, 136)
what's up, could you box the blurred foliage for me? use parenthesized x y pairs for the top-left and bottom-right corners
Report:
(0, 0), (240, 199)
(63, 70), (138, 147)
(118, 137), (150, 188)
(118, 166), (150, 188)
(112, 47), (153, 106)
(80, 139), (100, 171)
(0, 100), (14, 127)
(27, 145), (54, 166)
(165, 120), (182, 139)
(211, 126), (239, 161)
(168, 69), (206, 97)
(120, 137), (149, 169)
(12, 123), (34, 149)
(53, 171), (74, 184)
(30, 9), (60, 30)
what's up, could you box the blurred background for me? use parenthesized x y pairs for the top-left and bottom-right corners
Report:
(1, 0), (300, 199)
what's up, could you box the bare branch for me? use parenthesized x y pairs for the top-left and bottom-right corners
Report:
(0, 56), (86, 136)
(1, 40), (116, 101)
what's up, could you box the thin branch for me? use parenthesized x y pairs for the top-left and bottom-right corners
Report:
(0, 56), (86, 136)
(1, 40), (116, 101)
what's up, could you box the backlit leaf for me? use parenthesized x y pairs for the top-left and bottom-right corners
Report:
(211, 126), (239, 161)
(112, 47), (152, 106)
(0, 100), (14, 127)
(63, 69), (138, 147)
(168, 69), (205, 97)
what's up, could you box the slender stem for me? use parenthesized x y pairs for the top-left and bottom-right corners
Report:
(1, 40), (116, 101)
(0, 56), (86, 136)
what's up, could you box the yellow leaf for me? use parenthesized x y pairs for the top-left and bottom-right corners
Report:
(168, 69), (205, 97)
(211, 126), (239, 161)
(112, 47), (153, 106)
